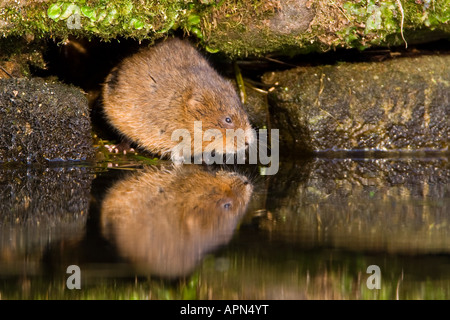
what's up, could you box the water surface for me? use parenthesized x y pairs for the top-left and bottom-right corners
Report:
(0, 155), (449, 299)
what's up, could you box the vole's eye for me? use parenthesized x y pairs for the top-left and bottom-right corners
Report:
(222, 116), (234, 129)
(223, 202), (232, 210)
(219, 198), (233, 210)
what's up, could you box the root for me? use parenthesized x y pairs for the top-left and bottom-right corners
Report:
(396, 0), (408, 48)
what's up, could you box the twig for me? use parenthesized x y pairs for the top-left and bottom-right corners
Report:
(330, 0), (351, 22)
(233, 61), (247, 104)
(396, 0), (408, 48)
(0, 65), (13, 78)
(264, 56), (299, 68)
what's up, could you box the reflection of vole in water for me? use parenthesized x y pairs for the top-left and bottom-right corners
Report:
(102, 38), (255, 160)
(100, 165), (253, 278)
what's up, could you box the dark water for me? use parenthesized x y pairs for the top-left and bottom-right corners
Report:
(0, 155), (449, 300)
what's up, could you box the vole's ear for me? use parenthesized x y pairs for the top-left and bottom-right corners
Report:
(104, 67), (120, 95)
(182, 86), (195, 110)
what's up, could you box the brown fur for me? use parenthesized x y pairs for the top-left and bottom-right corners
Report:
(102, 38), (254, 159)
(100, 165), (253, 278)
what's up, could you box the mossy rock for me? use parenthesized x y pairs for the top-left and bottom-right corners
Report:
(263, 54), (450, 153)
(0, 0), (449, 58)
(0, 78), (94, 163)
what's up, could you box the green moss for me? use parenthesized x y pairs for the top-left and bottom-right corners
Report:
(0, 0), (449, 58)
(92, 135), (161, 167)
(1, 0), (220, 42)
(0, 0), (280, 57)
(338, 0), (450, 49)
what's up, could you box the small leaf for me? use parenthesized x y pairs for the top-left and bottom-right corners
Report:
(60, 4), (80, 20)
(205, 45), (219, 53)
(81, 6), (96, 21)
(47, 4), (62, 20)
(157, 19), (175, 33)
(190, 27), (203, 39)
(130, 18), (144, 30)
(187, 14), (200, 26)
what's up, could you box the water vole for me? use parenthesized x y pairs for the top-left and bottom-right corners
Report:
(102, 38), (255, 161)
(100, 165), (253, 278)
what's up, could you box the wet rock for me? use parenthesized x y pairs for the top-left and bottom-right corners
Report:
(0, 78), (94, 163)
(263, 55), (450, 153)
